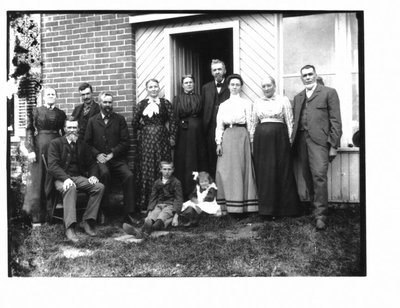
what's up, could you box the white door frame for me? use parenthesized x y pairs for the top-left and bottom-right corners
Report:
(163, 20), (240, 100)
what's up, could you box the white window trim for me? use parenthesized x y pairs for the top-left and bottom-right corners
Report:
(163, 20), (240, 101)
(335, 13), (357, 149)
(14, 94), (26, 138)
(129, 13), (203, 24)
(11, 14), (42, 139)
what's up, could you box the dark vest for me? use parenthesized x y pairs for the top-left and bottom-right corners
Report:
(299, 95), (310, 131)
(74, 102), (99, 140)
(66, 143), (80, 176)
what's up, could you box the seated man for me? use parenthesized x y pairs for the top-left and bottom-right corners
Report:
(122, 161), (183, 239)
(47, 117), (104, 243)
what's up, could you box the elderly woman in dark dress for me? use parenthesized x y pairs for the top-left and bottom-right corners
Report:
(252, 76), (300, 218)
(132, 79), (177, 211)
(173, 74), (208, 199)
(22, 87), (66, 225)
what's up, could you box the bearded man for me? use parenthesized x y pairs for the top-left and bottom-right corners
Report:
(200, 59), (230, 177)
(47, 117), (104, 242)
(84, 91), (137, 223)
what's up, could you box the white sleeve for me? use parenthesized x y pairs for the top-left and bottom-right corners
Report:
(245, 100), (256, 142)
(215, 104), (225, 145)
(282, 96), (294, 142)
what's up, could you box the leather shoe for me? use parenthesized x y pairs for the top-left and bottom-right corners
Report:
(126, 214), (142, 226)
(316, 219), (326, 230)
(123, 223), (144, 238)
(66, 227), (79, 243)
(80, 220), (97, 236)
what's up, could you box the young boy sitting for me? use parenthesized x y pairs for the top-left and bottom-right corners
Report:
(123, 161), (183, 238)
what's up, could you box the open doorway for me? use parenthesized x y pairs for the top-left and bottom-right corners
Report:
(170, 28), (233, 98)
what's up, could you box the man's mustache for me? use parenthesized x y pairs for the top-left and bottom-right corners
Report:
(66, 131), (79, 136)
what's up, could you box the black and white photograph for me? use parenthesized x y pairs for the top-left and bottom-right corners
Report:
(2, 1), (398, 307)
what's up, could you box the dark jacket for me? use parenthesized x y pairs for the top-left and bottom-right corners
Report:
(200, 79), (230, 132)
(84, 112), (130, 160)
(71, 101), (100, 140)
(45, 136), (99, 199)
(148, 176), (183, 213)
(47, 136), (99, 182)
(292, 84), (342, 148)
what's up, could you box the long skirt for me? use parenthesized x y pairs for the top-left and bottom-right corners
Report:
(22, 131), (60, 223)
(253, 122), (300, 216)
(215, 127), (258, 214)
(174, 117), (208, 199)
(136, 124), (172, 211)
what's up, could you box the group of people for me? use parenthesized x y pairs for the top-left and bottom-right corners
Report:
(21, 59), (342, 243)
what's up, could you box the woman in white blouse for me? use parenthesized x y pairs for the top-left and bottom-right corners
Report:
(215, 74), (258, 215)
(253, 76), (300, 218)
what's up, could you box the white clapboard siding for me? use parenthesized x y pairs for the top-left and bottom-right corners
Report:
(135, 13), (360, 204)
(135, 13), (278, 103)
(294, 149), (360, 203)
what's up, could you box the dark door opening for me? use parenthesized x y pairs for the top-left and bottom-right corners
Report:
(171, 28), (233, 97)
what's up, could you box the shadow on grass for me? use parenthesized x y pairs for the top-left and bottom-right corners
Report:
(9, 205), (362, 277)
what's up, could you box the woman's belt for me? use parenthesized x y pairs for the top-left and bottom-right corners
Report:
(37, 130), (59, 134)
(180, 114), (199, 120)
(224, 123), (247, 129)
(260, 118), (284, 124)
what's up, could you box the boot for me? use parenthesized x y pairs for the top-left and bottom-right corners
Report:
(152, 219), (165, 231)
(65, 226), (79, 243)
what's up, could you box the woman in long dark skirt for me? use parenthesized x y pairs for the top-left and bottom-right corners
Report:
(173, 74), (207, 199)
(132, 79), (177, 211)
(22, 87), (66, 225)
(253, 76), (300, 217)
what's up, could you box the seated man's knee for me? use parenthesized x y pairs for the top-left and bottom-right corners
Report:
(94, 182), (105, 192)
(64, 185), (77, 196)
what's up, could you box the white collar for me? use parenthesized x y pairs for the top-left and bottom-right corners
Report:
(66, 137), (75, 144)
(148, 97), (160, 104)
(305, 82), (317, 92)
(230, 93), (241, 99)
(262, 94), (276, 101)
(101, 112), (111, 119)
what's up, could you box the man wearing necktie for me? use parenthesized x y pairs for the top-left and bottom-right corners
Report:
(71, 83), (100, 141)
(47, 117), (104, 242)
(85, 91), (137, 224)
(291, 65), (342, 230)
(201, 59), (230, 178)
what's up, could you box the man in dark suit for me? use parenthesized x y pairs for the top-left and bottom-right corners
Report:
(47, 117), (104, 242)
(85, 91), (137, 223)
(72, 82), (100, 141)
(201, 59), (230, 177)
(292, 65), (342, 230)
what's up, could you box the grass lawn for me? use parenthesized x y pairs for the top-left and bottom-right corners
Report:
(8, 204), (364, 277)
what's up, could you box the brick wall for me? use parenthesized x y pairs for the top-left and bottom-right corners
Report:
(41, 13), (136, 167)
